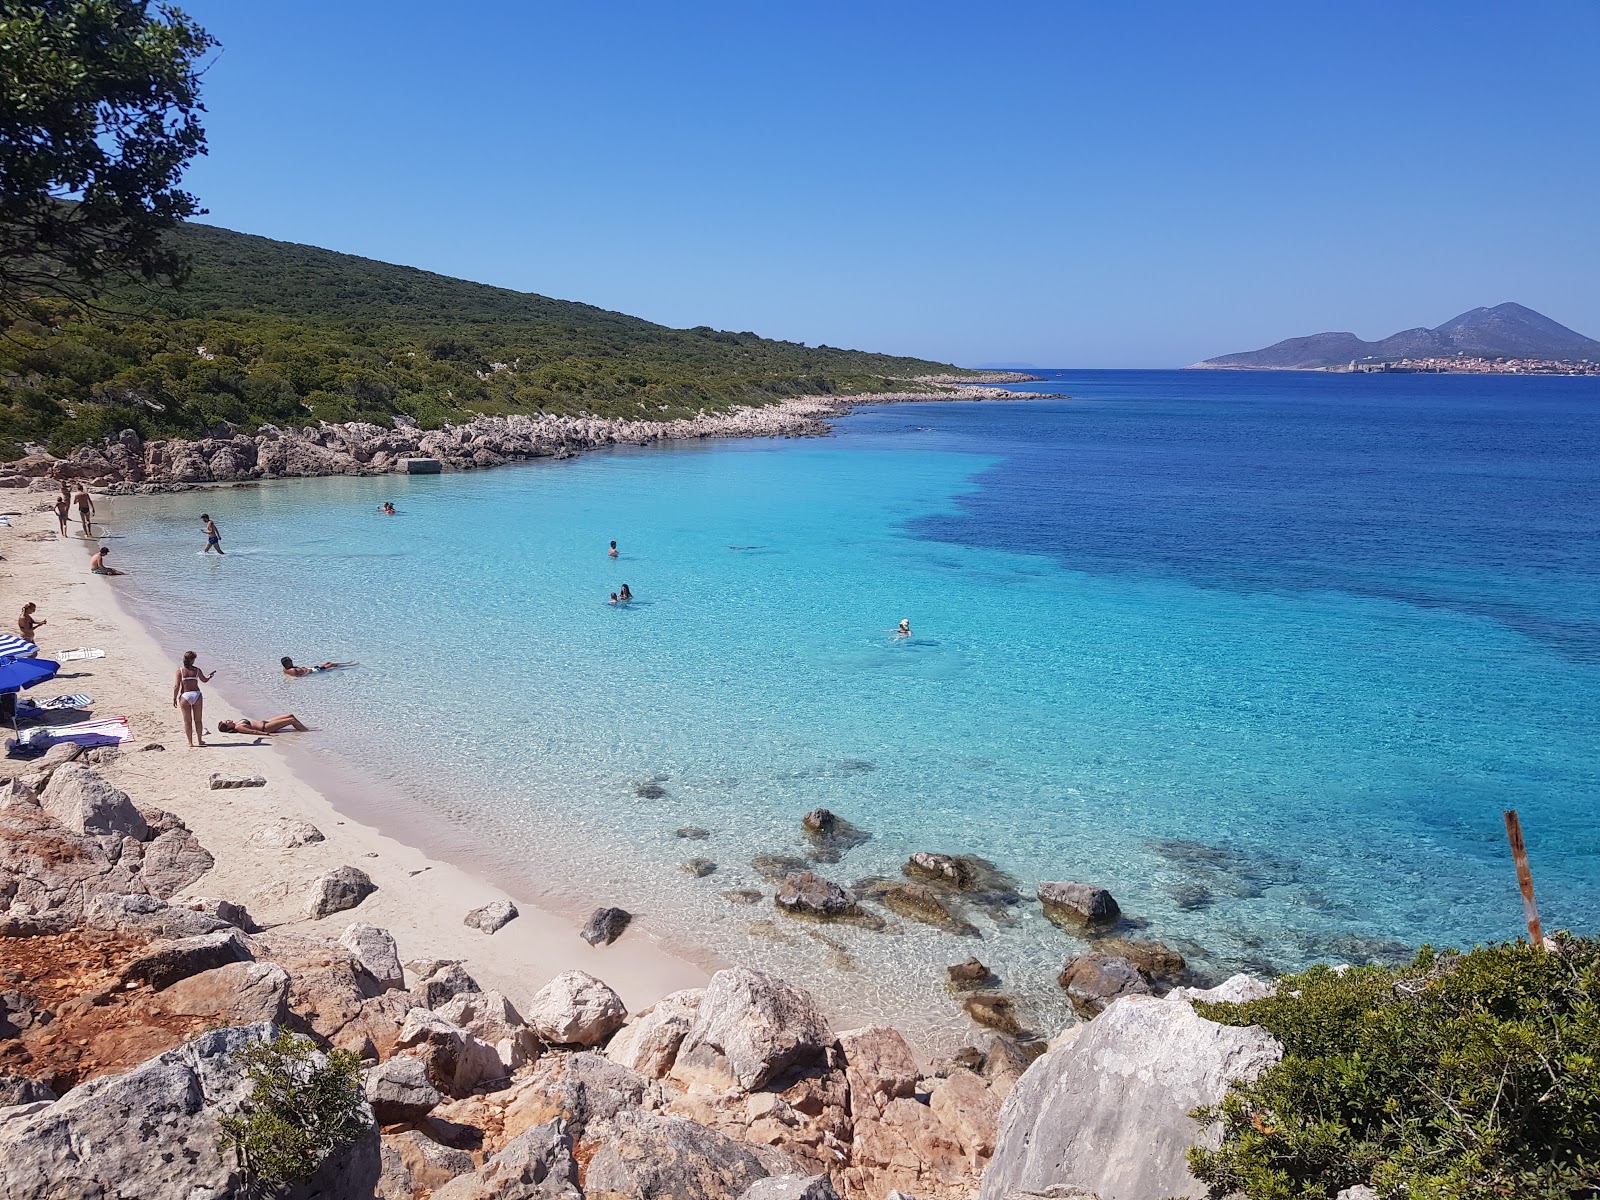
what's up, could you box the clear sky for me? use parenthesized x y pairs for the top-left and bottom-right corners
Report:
(176, 1), (1599, 368)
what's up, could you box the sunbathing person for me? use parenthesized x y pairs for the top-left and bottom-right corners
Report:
(281, 656), (356, 677)
(217, 714), (310, 735)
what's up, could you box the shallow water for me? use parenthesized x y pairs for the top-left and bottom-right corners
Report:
(106, 370), (1600, 1046)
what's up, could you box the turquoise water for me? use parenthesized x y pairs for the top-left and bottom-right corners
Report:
(105, 370), (1600, 1042)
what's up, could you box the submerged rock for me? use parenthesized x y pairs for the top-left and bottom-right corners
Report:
(681, 857), (717, 878)
(878, 882), (978, 936)
(751, 853), (810, 884)
(1058, 955), (1152, 1017)
(962, 994), (1027, 1038)
(1037, 880), (1121, 930)
(635, 781), (668, 799)
(774, 872), (859, 919)
(948, 957), (996, 988)
(581, 906), (633, 946)
(675, 825), (712, 840)
(903, 852), (973, 890)
(1091, 937), (1187, 987)
(720, 888), (765, 905)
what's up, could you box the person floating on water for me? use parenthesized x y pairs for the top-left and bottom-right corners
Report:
(73, 486), (94, 536)
(282, 656), (356, 677)
(618, 583), (633, 603)
(608, 540), (618, 558)
(201, 513), (224, 554)
(90, 547), (123, 576)
(608, 592), (619, 605)
(381, 502), (395, 515)
(894, 618), (911, 639)
(218, 714), (310, 735)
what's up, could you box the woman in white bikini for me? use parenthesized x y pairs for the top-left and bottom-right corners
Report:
(172, 650), (215, 748)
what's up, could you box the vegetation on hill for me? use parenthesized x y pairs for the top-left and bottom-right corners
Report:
(1189, 935), (1600, 1200)
(0, 220), (971, 459)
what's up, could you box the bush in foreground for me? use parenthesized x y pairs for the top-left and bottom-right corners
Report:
(1189, 934), (1600, 1200)
(217, 1030), (368, 1187)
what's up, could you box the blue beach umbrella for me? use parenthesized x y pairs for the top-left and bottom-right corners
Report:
(0, 656), (59, 694)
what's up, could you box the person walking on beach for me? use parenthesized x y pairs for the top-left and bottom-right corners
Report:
(608, 540), (619, 558)
(52, 491), (70, 537)
(201, 514), (224, 554)
(218, 714), (310, 735)
(73, 486), (94, 536)
(173, 650), (215, 748)
(89, 547), (124, 576)
(17, 602), (45, 644)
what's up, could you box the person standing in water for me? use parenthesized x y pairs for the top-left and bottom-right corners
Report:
(201, 514), (224, 554)
(73, 486), (94, 536)
(618, 583), (633, 603)
(52, 491), (69, 537)
(608, 540), (619, 558)
(172, 650), (215, 748)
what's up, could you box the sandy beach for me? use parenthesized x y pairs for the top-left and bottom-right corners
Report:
(1, 501), (715, 1019)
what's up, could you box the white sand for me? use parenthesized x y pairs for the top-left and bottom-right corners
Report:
(2, 502), (713, 1012)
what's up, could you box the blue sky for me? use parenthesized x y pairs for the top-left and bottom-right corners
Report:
(178, 1), (1599, 368)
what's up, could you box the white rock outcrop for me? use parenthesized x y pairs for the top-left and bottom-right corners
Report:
(980, 994), (1283, 1200)
(525, 970), (627, 1047)
(339, 922), (405, 991)
(671, 967), (833, 1092)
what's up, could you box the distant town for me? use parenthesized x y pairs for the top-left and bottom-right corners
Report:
(1350, 356), (1600, 375)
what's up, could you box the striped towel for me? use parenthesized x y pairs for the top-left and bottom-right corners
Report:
(0, 634), (38, 658)
(56, 648), (106, 662)
(19, 694), (92, 713)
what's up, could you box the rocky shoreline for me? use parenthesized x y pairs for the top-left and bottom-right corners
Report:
(0, 747), (1298, 1200)
(0, 384), (1051, 494)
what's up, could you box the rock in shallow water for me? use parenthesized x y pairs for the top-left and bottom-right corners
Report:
(1037, 880), (1121, 929)
(774, 871), (859, 919)
(1058, 954), (1152, 1017)
(962, 994), (1027, 1038)
(681, 857), (717, 877)
(581, 906), (632, 945)
(948, 957), (996, 987)
(878, 882), (978, 936)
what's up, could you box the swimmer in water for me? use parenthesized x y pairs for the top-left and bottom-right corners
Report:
(608, 592), (619, 605)
(281, 656), (356, 677)
(618, 583), (633, 603)
(608, 540), (618, 557)
(894, 619), (911, 639)
(381, 502), (395, 515)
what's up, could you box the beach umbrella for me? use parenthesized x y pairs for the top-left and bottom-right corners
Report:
(0, 634), (37, 658)
(0, 656), (58, 694)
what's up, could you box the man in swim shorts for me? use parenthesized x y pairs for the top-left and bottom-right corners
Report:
(90, 547), (124, 575)
(74, 486), (93, 535)
(201, 514), (224, 554)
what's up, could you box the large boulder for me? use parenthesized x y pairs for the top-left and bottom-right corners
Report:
(740, 1175), (842, 1200)
(1036, 881), (1120, 929)
(0, 1023), (381, 1199)
(525, 971), (627, 1047)
(431, 1120), (583, 1200)
(928, 1067), (1002, 1162)
(774, 871), (859, 919)
(395, 1008), (507, 1097)
(122, 928), (254, 991)
(836, 1025), (919, 1117)
(382, 1128), (475, 1191)
(152, 961), (292, 1025)
(979, 994), (1283, 1200)
(606, 988), (705, 1078)
(435, 989), (540, 1073)
(1057, 955), (1152, 1017)
(365, 1055), (442, 1124)
(500, 1052), (655, 1144)
(131, 809), (215, 898)
(671, 967), (832, 1092)
(38, 763), (147, 840)
(83, 892), (231, 939)
(307, 866), (377, 919)
(583, 1108), (792, 1200)
(0, 808), (146, 935)
(339, 922), (405, 991)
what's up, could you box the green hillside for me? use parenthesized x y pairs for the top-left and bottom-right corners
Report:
(0, 221), (970, 458)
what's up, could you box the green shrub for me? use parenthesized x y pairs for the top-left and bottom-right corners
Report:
(217, 1030), (369, 1187)
(1187, 934), (1600, 1200)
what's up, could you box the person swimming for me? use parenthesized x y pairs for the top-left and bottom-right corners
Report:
(618, 583), (633, 603)
(381, 502), (395, 515)
(608, 540), (618, 558)
(894, 619), (911, 639)
(608, 592), (619, 605)
(281, 656), (356, 677)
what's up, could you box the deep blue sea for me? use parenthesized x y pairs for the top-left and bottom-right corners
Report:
(109, 369), (1600, 1041)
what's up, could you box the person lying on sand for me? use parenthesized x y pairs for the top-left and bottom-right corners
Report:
(218, 714), (310, 735)
(281, 656), (356, 677)
(90, 547), (124, 575)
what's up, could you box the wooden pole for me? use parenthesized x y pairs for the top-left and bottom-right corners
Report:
(1503, 810), (1545, 949)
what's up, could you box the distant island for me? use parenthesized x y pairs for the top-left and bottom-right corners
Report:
(1190, 302), (1600, 374)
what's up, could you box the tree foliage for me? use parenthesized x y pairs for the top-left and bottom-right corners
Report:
(0, 219), (971, 457)
(216, 1030), (369, 1188)
(0, 0), (215, 318)
(1188, 935), (1600, 1200)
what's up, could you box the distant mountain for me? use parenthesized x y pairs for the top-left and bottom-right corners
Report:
(1191, 303), (1600, 370)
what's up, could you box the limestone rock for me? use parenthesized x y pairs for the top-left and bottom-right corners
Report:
(366, 1055), (443, 1123)
(0, 1074), (56, 1107)
(153, 961), (291, 1025)
(740, 1174), (843, 1200)
(928, 1067), (1001, 1161)
(1058, 954), (1152, 1017)
(501, 1052), (654, 1144)
(963, 994), (1027, 1037)
(672, 966), (832, 1092)
(581, 905), (632, 945)
(1092, 937), (1187, 987)
(137, 823), (216, 898)
(0, 808), (146, 935)
(339, 922), (405, 990)
(38, 762), (147, 840)
(384, 1127), (475, 1190)
(903, 851), (974, 889)
(436, 989), (539, 1073)
(250, 817), (326, 848)
(1036, 881), (1120, 929)
(82, 892), (230, 939)
(837, 1025), (919, 1117)
(1170, 973), (1278, 1005)
(0, 1022), (381, 1199)
(465, 898), (518, 933)
(774, 871), (859, 919)
(431, 1119), (582, 1200)
(584, 1108), (790, 1200)
(395, 1008), (508, 1096)
(1337, 1188), (1379, 1200)
(412, 960), (483, 1009)
(308, 865), (377, 919)
(605, 987), (705, 1078)
(979, 994), (1283, 1200)
(948, 957), (995, 987)
(178, 895), (256, 931)
(526, 970), (627, 1046)
(122, 928), (254, 991)
(878, 882), (978, 935)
